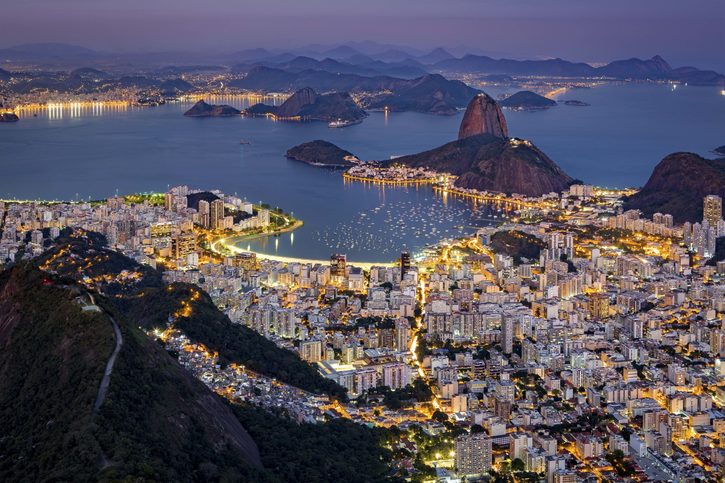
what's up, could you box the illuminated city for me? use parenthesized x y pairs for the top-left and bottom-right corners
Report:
(0, 1), (723, 482)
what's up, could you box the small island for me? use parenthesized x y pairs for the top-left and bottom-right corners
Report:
(564, 100), (590, 107)
(500, 90), (557, 110)
(0, 112), (19, 122)
(246, 87), (367, 124)
(183, 99), (241, 117)
(286, 140), (360, 168)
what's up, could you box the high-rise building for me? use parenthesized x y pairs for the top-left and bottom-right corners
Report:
(300, 340), (322, 363)
(198, 200), (210, 228)
(501, 316), (514, 354)
(395, 317), (410, 352)
(455, 433), (492, 476)
(210, 199), (225, 230)
(354, 367), (379, 395)
(667, 363), (686, 385)
(382, 362), (411, 390)
(588, 293), (610, 320)
(171, 233), (197, 259)
(331, 253), (346, 278)
(164, 193), (175, 212)
(400, 250), (411, 279)
(378, 328), (395, 349)
(704, 195), (722, 227)
(510, 433), (533, 461)
(575, 435), (603, 459)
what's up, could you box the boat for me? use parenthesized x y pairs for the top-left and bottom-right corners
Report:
(328, 118), (362, 128)
(239, 140), (251, 145)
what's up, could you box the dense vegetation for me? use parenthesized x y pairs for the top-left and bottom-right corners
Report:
(233, 404), (399, 482)
(35, 231), (347, 399)
(0, 266), (111, 480)
(0, 265), (265, 482)
(363, 378), (434, 410)
(490, 230), (546, 263)
(0, 261), (396, 481)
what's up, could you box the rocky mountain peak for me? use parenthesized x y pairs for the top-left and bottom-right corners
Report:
(458, 92), (509, 140)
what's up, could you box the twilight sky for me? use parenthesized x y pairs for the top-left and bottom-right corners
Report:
(1, 0), (723, 70)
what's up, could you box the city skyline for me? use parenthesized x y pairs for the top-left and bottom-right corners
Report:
(1, 2), (724, 481)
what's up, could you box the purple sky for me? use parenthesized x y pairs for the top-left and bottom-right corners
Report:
(1, 0), (723, 70)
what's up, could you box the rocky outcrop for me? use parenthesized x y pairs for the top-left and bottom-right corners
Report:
(394, 93), (573, 196)
(275, 87), (318, 118)
(624, 152), (725, 223)
(246, 87), (367, 123)
(458, 93), (508, 139)
(394, 134), (573, 196)
(183, 100), (240, 117)
(286, 140), (359, 168)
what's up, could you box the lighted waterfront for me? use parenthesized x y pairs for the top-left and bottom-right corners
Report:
(1, 83), (723, 262)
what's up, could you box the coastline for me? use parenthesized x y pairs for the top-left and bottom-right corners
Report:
(211, 232), (396, 269)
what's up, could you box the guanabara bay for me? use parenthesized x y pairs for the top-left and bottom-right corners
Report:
(0, 1), (724, 482)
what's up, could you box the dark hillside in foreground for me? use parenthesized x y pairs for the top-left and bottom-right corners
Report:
(0, 254), (398, 481)
(0, 265), (264, 482)
(35, 230), (347, 399)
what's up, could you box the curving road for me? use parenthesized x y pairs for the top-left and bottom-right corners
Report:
(90, 293), (123, 414)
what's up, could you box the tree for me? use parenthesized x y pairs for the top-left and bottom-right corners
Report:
(431, 410), (448, 423)
(511, 458), (525, 472)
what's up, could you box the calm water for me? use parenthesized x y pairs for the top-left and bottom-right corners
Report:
(0, 84), (723, 261)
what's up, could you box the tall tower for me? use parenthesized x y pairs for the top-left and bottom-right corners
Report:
(210, 199), (225, 230)
(198, 200), (210, 229)
(395, 317), (410, 352)
(703, 195), (722, 227)
(455, 433), (492, 476)
(330, 253), (346, 278)
(400, 250), (411, 280)
(501, 315), (514, 354)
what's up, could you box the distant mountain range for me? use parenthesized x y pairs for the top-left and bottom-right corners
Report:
(232, 55), (428, 79)
(1, 42), (722, 86)
(433, 54), (724, 86)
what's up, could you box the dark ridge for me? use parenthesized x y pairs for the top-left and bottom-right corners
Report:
(624, 152), (725, 223)
(0, 264), (263, 481)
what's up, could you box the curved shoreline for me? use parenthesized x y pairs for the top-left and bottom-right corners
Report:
(342, 172), (437, 186)
(212, 234), (396, 269)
